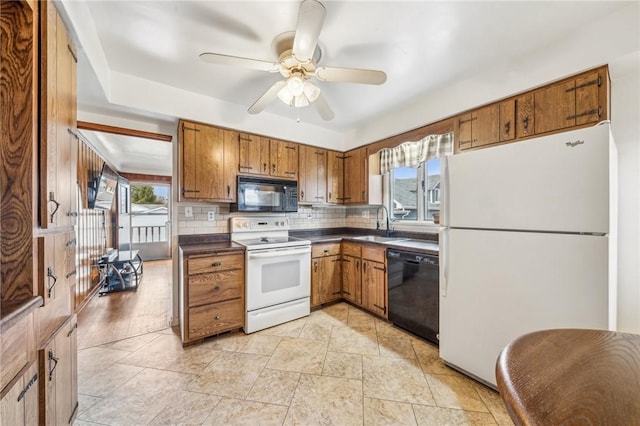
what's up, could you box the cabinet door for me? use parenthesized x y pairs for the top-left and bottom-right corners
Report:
(326, 150), (344, 204)
(239, 133), (270, 175)
(499, 99), (515, 142)
(40, 1), (76, 229)
(270, 139), (298, 179)
(37, 234), (73, 341)
(574, 70), (603, 126)
(534, 79), (575, 134)
(456, 113), (473, 151)
(222, 129), (238, 202)
(299, 145), (327, 203)
(363, 260), (387, 317)
(0, 362), (39, 426)
(38, 319), (76, 426)
(471, 104), (500, 148)
(318, 255), (342, 304)
(343, 147), (367, 204)
(516, 93), (535, 138)
(341, 255), (361, 305)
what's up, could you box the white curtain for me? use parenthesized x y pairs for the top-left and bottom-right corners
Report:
(379, 132), (453, 174)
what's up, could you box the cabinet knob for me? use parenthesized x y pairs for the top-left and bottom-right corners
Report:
(212, 262), (222, 267)
(214, 285), (220, 291)
(215, 315), (221, 320)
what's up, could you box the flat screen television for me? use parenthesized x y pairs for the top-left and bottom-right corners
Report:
(88, 163), (119, 210)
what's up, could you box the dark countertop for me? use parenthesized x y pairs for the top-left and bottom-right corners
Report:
(304, 234), (439, 255)
(179, 241), (245, 256)
(0, 296), (43, 332)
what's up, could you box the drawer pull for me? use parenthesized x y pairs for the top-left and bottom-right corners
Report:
(212, 262), (222, 267)
(215, 315), (221, 320)
(47, 267), (58, 297)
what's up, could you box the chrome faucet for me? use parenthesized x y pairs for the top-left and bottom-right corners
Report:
(376, 205), (393, 237)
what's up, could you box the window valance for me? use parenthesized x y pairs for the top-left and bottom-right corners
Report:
(379, 132), (453, 174)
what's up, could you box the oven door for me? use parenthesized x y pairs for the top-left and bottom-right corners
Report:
(246, 245), (311, 311)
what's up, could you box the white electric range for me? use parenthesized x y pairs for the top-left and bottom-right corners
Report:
(230, 217), (311, 333)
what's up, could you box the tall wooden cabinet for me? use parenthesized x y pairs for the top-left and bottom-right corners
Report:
(34, 2), (79, 424)
(299, 145), (327, 204)
(179, 120), (238, 202)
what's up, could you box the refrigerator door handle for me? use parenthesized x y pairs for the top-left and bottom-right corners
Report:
(441, 228), (449, 297)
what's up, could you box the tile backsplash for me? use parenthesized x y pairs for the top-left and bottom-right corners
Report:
(177, 204), (435, 236)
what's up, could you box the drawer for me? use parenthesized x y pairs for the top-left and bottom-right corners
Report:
(312, 243), (341, 257)
(189, 269), (243, 307)
(342, 242), (361, 257)
(362, 245), (386, 263)
(188, 299), (244, 340)
(188, 253), (244, 275)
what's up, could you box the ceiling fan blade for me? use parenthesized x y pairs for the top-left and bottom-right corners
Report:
(313, 93), (334, 121)
(248, 80), (288, 114)
(292, 0), (326, 63)
(315, 66), (387, 85)
(199, 52), (281, 73)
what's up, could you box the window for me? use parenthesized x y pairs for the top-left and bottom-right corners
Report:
(389, 158), (440, 223)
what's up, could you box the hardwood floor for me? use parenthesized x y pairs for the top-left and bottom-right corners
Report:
(77, 259), (172, 349)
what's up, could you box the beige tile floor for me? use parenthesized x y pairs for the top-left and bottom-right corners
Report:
(75, 302), (513, 425)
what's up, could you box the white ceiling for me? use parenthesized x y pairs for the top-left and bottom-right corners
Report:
(64, 1), (634, 175)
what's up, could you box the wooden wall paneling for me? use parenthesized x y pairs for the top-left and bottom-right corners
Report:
(0, 0), (36, 302)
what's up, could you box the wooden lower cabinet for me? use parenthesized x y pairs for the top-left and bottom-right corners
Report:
(361, 244), (387, 318)
(180, 249), (245, 345)
(311, 243), (342, 307)
(38, 315), (78, 426)
(0, 362), (39, 425)
(341, 254), (361, 305)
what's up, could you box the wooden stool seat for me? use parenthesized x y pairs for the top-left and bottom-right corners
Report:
(496, 328), (640, 425)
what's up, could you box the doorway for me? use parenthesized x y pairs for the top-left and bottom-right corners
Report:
(130, 182), (171, 260)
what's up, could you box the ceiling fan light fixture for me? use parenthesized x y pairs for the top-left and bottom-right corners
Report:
(303, 81), (320, 102)
(294, 94), (310, 107)
(287, 75), (305, 96)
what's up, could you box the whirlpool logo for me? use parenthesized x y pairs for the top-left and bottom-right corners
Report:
(565, 140), (585, 147)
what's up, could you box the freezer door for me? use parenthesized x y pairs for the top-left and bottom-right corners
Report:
(446, 123), (611, 234)
(439, 228), (610, 387)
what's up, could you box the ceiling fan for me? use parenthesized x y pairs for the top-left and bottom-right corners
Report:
(199, 0), (387, 121)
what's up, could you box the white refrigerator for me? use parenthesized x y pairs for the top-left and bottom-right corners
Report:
(439, 122), (617, 388)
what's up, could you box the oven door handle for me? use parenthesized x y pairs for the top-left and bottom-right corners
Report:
(247, 247), (311, 259)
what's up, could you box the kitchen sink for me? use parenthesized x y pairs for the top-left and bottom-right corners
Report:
(351, 235), (408, 243)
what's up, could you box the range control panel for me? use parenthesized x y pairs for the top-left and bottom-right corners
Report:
(230, 216), (290, 233)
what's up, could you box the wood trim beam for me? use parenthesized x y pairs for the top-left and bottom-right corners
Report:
(119, 172), (172, 184)
(77, 121), (173, 142)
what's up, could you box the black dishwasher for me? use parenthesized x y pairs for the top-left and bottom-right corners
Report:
(387, 249), (439, 344)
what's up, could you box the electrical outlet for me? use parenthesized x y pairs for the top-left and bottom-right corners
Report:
(361, 210), (369, 218)
(184, 206), (193, 218)
(207, 211), (215, 221)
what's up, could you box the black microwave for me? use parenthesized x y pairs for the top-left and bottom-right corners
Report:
(232, 176), (298, 213)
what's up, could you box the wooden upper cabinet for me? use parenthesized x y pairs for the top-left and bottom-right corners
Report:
(343, 146), (368, 204)
(574, 70), (605, 126)
(326, 150), (344, 204)
(238, 133), (269, 175)
(298, 145), (327, 203)
(516, 93), (535, 138)
(179, 121), (237, 202)
(534, 79), (576, 134)
(269, 139), (298, 180)
(40, 1), (77, 229)
(456, 104), (500, 151)
(499, 99), (516, 142)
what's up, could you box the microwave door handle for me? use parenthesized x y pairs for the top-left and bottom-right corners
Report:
(247, 247), (311, 259)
